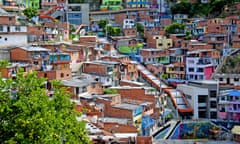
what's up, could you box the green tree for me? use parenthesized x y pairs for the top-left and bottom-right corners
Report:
(136, 23), (144, 38)
(23, 7), (38, 20)
(0, 70), (91, 144)
(170, 1), (194, 16)
(98, 19), (109, 29)
(164, 22), (185, 34)
(0, 60), (10, 68)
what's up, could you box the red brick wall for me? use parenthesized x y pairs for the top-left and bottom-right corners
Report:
(10, 48), (29, 61)
(28, 26), (45, 35)
(123, 28), (137, 37)
(96, 98), (132, 119)
(117, 88), (155, 103)
(83, 63), (106, 75)
(115, 13), (126, 25)
(146, 64), (164, 76)
(0, 16), (16, 25)
(87, 83), (104, 95)
(147, 37), (157, 48)
(37, 69), (72, 80)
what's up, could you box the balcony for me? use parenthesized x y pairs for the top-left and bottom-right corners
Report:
(228, 107), (240, 113)
(229, 100), (240, 104)
(196, 58), (212, 65)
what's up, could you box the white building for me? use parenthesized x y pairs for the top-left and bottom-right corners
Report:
(177, 80), (218, 120)
(123, 19), (135, 29)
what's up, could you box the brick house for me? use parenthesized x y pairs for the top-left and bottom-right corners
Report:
(123, 28), (137, 37)
(140, 48), (170, 64)
(114, 86), (166, 117)
(0, 12), (28, 48)
(100, 55), (139, 81)
(10, 45), (50, 71)
(37, 52), (72, 80)
(169, 34), (186, 48)
(10, 45), (72, 80)
(145, 27), (165, 48)
(27, 25), (46, 42)
(96, 94), (143, 133)
(182, 40), (213, 51)
(0, 63), (32, 78)
(82, 60), (120, 86)
(61, 75), (102, 102)
(43, 22), (69, 41)
(202, 33), (228, 49)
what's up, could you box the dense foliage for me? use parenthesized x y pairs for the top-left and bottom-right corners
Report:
(164, 22), (185, 34)
(23, 7), (38, 20)
(0, 70), (91, 143)
(170, 0), (239, 18)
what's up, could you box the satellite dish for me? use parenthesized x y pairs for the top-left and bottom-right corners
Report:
(79, 29), (86, 36)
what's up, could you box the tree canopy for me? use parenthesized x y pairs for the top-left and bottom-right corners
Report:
(170, 0), (239, 18)
(23, 7), (38, 20)
(164, 22), (185, 34)
(0, 69), (90, 143)
(98, 19), (109, 29)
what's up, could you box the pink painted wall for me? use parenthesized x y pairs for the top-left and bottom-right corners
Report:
(218, 112), (227, 119)
(233, 114), (240, 120)
(204, 66), (213, 80)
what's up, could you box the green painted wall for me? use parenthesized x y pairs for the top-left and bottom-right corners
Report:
(24, 0), (40, 9)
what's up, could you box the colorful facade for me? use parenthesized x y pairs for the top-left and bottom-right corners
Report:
(23, 0), (40, 9)
(100, 0), (122, 11)
(218, 90), (240, 121)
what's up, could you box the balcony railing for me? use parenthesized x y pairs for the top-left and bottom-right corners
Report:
(228, 107), (240, 113)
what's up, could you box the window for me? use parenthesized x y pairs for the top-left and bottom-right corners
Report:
(158, 43), (163, 46)
(0, 26), (3, 31)
(220, 107), (225, 112)
(210, 112), (217, 119)
(5, 38), (7, 41)
(197, 68), (203, 72)
(219, 78), (223, 81)
(234, 78), (239, 82)
(188, 67), (194, 72)
(15, 26), (21, 32)
(33, 61), (38, 65)
(217, 37), (224, 41)
(60, 73), (64, 78)
(186, 94), (191, 100)
(198, 95), (207, 103)
(210, 101), (217, 108)
(210, 91), (217, 98)
(82, 87), (87, 92)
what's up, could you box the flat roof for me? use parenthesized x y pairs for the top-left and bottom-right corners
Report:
(113, 103), (140, 111)
(189, 80), (218, 85)
(18, 45), (50, 52)
(61, 76), (95, 87)
(100, 117), (130, 125)
(93, 60), (120, 65)
(187, 49), (213, 54)
(120, 80), (144, 86)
